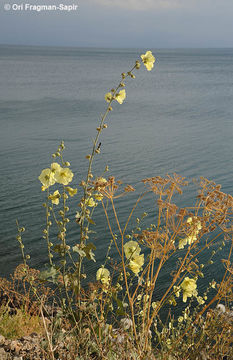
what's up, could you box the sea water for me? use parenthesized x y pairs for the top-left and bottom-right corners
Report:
(0, 46), (232, 299)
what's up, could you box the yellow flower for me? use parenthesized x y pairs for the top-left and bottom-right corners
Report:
(173, 285), (181, 298)
(187, 216), (202, 231)
(94, 193), (103, 201)
(181, 277), (197, 302)
(105, 92), (113, 103)
(124, 241), (141, 259)
(179, 216), (202, 249)
(96, 267), (110, 285)
(115, 89), (126, 104)
(178, 238), (187, 249)
(48, 190), (60, 205)
(51, 162), (61, 174)
(197, 296), (205, 305)
(129, 254), (144, 274)
(140, 51), (155, 71)
(54, 167), (74, 185)
(86, 197), (96, 207)
(66, 187), (77, 197)
(38, 168), (55, 188)
(186, 233), (197, 245)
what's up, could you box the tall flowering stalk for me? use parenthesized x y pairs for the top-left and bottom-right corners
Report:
(37, 51), (156, 316)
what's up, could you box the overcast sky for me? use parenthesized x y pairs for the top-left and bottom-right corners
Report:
(0, 0), (233, 48)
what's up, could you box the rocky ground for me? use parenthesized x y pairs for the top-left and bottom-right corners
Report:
(0, 333), (44, 360)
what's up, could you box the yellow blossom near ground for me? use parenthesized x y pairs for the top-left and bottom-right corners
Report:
(85, 197), (96, 207)
(179, 216), (202, 249)
(65, 187), (77, 197)
(124, 241), (141, 259)
(48, 190), (60, 205)
(129, 254), (144, 274)
(115, 89), (126, 104)
(124, 241), (144, 274)
(38, 168), (56, 188)
(140, 51), (155, 71)
(54, 167), (74, 185)
(96, 267), (110, 285)
(181, 277), (197, 302)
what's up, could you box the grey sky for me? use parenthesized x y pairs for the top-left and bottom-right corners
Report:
(0, 0), (233, 48)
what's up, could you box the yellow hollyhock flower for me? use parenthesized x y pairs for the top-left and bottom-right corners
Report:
(38, 168), (55, 188)
(179, 216), (202, 249)
(129, 254), (144, 274)
(49, 190), (60, 205)
(66, 187), (77, 197)
(181, 277), (197, 302)
(51, 162), (61, 174)
(140, 51), (155, 71)
(54, 167), (74, 185)
(86, 197), (96, 207)
(115, 89), (126, 104)
(124, 241), (141, 259)
(96, 267), (110, 285)
(105, 92), (113, 103)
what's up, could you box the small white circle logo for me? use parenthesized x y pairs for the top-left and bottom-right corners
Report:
(4, 3), (11, 10)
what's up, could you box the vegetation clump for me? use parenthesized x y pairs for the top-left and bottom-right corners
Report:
(0, 50), (232, 360)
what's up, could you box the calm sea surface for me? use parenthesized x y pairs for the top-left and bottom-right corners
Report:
(0, 46), (233, 300)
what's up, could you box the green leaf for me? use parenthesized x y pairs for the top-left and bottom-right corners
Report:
(84, 243), (96, 262)
(113, 294), (126, 316)
(39, 266), (58, 283)
(72, 245), (86, 257)
(86, 217), (96, 225)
